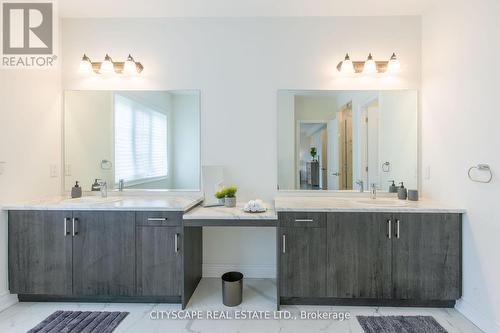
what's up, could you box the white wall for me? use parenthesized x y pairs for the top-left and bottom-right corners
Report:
(378, 90), (418, 189)
(422, 1), (500, 332)
(277, 91), (295, 189)
(171, 92), (200, 189)
(0, 69), (62, 309)
(64, 91), (114, 191)
(61, 16), (421, 277)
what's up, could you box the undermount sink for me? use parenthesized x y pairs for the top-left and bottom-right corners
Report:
(355, 198), (409, 207)
(60, 197), (122, 204)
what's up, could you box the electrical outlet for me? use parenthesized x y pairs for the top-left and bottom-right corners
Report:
(65, 164), (72, 176)
(50, 164), (58, 178)
(424, 165), (431, 180)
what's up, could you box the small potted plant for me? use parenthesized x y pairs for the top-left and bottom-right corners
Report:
(310, 147), (317, 161)
(215, 189), (226, 205)
(224, 186), (238, 208)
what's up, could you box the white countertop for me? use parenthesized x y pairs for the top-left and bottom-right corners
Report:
(2, 195), (203, 212)
(274, 196), (466, 213)
(2, 195), (465, 214)
(183, 202), (278, 220)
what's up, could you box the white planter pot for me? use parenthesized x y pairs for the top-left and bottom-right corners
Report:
(225, 197), (236, 207)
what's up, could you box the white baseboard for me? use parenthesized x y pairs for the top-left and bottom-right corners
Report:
(203, 264), (275, 278)
(0, 292), (18, 312)
(456, 298), (500, 333)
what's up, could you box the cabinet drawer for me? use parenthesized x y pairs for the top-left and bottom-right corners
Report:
(278, 212), (326, 228)
(136, 211), (182, 227)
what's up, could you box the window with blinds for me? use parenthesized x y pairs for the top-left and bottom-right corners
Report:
(114, 94), (168, 184)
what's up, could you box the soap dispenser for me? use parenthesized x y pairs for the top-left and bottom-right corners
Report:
(388, 180), (397, 193)
(71, 181), (82, 198)
(91, 179), (101, 191)
(397, 182), (408, 200)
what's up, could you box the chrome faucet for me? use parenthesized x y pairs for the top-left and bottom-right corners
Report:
(98, 180), (108, 198)
(118, 179), (125, 192)
(355, 180), (364, 193)
(370, 183), (377, 199)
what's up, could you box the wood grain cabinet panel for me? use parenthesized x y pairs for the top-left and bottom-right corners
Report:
(326, 212), (393, 299)
(72, 211), (136, 297)
(392, 213), (461, 301)
(136, 226), (182, 296)
(8, 211), (73, 295)
(279, 226), (327, 298)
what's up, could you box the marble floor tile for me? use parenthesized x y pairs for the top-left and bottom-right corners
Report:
(0, 278), (483, 333)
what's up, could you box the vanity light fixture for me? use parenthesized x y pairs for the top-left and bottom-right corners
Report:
(387, 52), (401, 73)
(337, 52), (400, 74)
(339, 53), (355, 74)
(123, 54), (138, 75)
(100, 54), (115, 74)
(78, 54), (93, 74)
(78, 53), (144, 75)
(362, 53), (377, 75)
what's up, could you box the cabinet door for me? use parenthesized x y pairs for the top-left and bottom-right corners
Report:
(327, 213), (392, 299)
(8, 211), (72, 295)
(136, 226), (182, 296)
(72, 211), (135, 296)
(279, 227), (326, 298)
(392, 213), (461, 300)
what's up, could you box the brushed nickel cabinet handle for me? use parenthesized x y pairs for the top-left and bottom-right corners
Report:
(72, 218), (79, 237)
(148, 217), (168, 222)
(175, 233), (179, 253)
(295, 219), (314, 222)
(387, 219), (392, 239)
(64, 218), (69, 236)
(396, 219), (400, 239)
(282, 234), (286, 254)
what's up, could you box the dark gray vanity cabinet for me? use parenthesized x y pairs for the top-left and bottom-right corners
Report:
(9, 209), (187, 303)
(72, 211), (136, 297)
(278, 211), (462, 307)
(135, 211), (183, 298)
(136, 226), (182, 297)
(326, 212), (393, 299)
(278, 213), (327, 298)
(391, 213), (461, 301)
(8, 211), (73, 295)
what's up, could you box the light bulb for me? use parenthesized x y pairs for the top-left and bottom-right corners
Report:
(78, 54), (93, 74)
(363, 53), (377, 74)
(100, 54), (114, 74)
(387, 52), (401, 73)
(340, 53), (355, 74)
(123, 54), (137, 75)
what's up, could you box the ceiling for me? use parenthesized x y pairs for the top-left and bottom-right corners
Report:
(300, 123), (327, 136)
(58, 0), (434, 18)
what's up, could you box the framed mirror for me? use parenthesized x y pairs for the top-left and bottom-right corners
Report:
(64, 90), (200, 192)
(277, 90), (418, 192)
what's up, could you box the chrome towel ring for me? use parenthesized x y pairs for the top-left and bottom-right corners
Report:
(100, 159), (113, 170)
(468, 164), (493, 183)
(382, 162), (391, 173)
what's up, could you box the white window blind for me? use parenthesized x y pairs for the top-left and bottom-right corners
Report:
(114, 94), (168, 184)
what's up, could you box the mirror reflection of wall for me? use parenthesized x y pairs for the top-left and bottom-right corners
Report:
(278, 90), (418, 192)
(64, 90), (200, 192)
